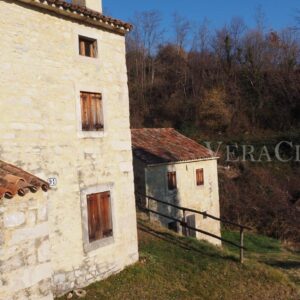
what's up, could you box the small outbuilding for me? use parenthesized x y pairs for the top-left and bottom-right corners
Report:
(131, 128), (221, 245)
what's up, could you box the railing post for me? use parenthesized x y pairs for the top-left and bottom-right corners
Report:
(182, 209), (187, 236)
(240, 227), (244, 264)
(147, 196), (151, 221)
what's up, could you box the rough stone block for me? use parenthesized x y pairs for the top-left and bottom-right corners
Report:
(53, 273), (65, 284)
(4, 212), (25, 228)
(5, 263), (52, 292)
(0, 206), (6, 214)
(26, 253), (37, 265)
(0, 253), (25, 273)
(38, 279), (52, 296)
(27, 210), (37, 226)
(9, 223), (48, 245)
(38, 240), (50, 263)
(37, 206), (48, 222)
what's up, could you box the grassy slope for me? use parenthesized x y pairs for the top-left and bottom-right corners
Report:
(59, 218), (300, 300)
(223, 230), (300, 289)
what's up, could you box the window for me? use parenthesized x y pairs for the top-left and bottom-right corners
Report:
(168, 221), (178, 232)
(167, 171), (177, 190)
(80, 92), (103, 131)
(79, 36), (97, 58)
(196, 168), (204, 186)
(87, 191), (113, 243)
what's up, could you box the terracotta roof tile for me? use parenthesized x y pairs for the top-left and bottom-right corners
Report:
(0, 161), (49, 199)
(14, 0), (132, 34)
(131, 128), (216, 165)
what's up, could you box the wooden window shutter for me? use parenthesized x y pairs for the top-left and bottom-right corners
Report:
(167, 171), (177, 190)
(87, 191), (113, 243)
(79, 39), (86, 56)
(80, 92), (103, 131)
(87, 93), (93, 131)
(100, 191), (112, 237)
(196, 168), (204, 186)
(90, 42), (95, 58)
(87, 193), (101, 242)
(80, 92), (89, 131)
(93, 93), (103, 130)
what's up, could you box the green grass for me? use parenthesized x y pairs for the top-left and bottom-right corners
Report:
(58, 219), (300, 300)
(222, 229), (300, 288)
(222, 230), (281, 253)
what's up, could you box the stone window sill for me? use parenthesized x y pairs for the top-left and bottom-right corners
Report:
(77, 131), (107, 139)
(84, 236), (114, 253)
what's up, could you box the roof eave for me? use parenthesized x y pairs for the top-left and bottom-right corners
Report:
(143, 156), (219, 167)
(15, 0), (132, 35)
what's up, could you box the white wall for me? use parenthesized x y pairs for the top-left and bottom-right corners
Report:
(145, 159), (221, 245)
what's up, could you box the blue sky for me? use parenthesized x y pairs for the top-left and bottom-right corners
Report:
(104, 0), (299, 32)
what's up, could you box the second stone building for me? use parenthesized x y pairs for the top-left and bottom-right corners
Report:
(131, 128), (221, 245)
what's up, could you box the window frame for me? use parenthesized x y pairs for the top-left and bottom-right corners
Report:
(74, 29), (100, 64)
(75, 85), (107, 139)
(80, 91), (104, 132)
(167, 171), (177, 191)
(87, 191), (113, 243)
(80, 183), (115, 253)
(78, 35), (98, 58)
(195, 168), (204, 186)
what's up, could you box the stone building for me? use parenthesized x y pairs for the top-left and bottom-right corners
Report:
(0, 0), (138, 298)
(131, 128), (221, 245)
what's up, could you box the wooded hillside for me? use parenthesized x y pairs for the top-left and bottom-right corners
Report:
(126, 11), (300, 134)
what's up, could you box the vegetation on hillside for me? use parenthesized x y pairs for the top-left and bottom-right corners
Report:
(219, 161), (300, 247)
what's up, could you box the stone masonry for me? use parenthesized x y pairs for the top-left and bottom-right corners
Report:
(0, 0), (139, 297)
(0, 191), (53, 300)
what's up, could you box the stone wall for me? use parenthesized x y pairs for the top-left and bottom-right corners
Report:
(0, 0), (138, 297)
(0, 191), (53, 300)
(143, 159), (221, 246)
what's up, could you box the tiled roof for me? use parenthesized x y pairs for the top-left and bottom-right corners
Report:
(14, 0), (132, 34)
(0, 161), (49, 199)
(131, 128), (216, 165)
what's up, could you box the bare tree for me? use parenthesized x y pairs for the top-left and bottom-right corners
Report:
(254, 5), (267, 33)
(229, 17), (247, 59)
(173, 12), (190, 50)
(126, 10), (164, 126)
(193, 18), (211, 53)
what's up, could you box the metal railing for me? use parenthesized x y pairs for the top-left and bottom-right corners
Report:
(136, 192), (251, 263)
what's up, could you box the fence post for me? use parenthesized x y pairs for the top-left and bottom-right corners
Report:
(240, 227), (244, 264)
(147, 196), (151, 221)
(182, 209), (188, 236)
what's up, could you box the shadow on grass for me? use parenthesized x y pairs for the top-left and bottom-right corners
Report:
(138, 221), (237, 263)
(264, 260), (300, 270)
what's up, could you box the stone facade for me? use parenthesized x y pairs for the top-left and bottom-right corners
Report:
(134, 158), (221, 246)
(0, 191), (53, 300)
(0, 0), (138, 297)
